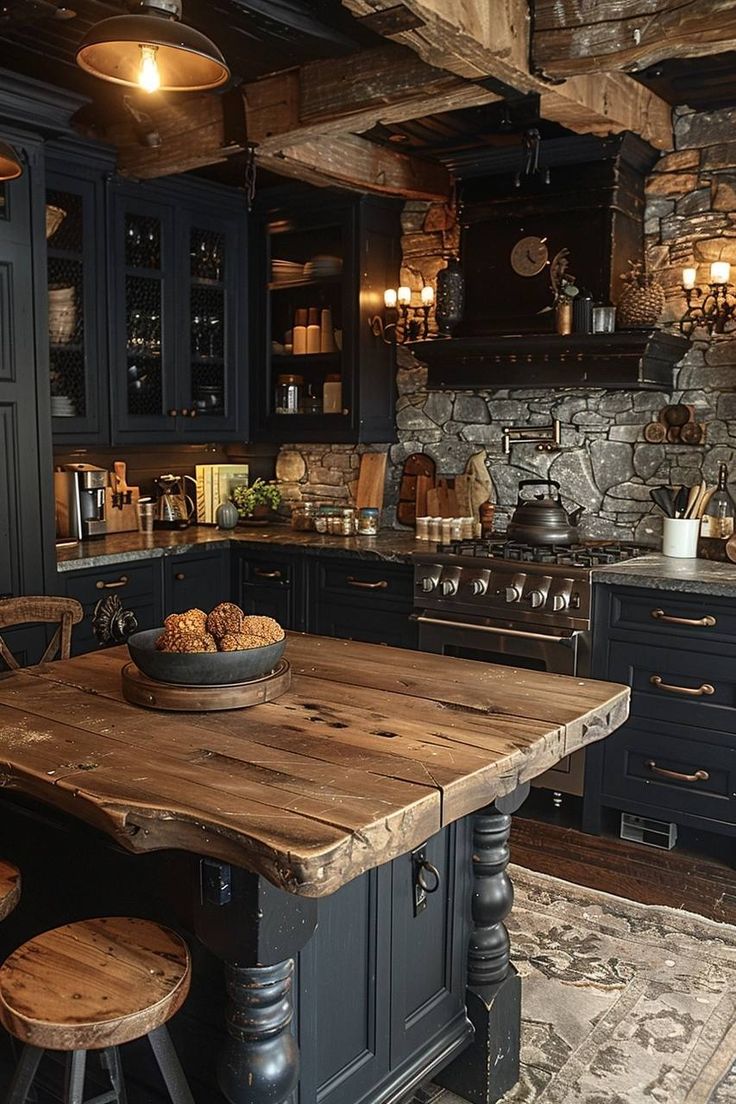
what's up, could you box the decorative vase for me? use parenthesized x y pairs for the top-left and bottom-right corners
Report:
(435, 257), (465, 336)
(555, 298), (573, 335)
(215, 499), (239, 530)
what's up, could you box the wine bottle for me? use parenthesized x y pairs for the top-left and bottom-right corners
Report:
(701, 462), (735, 539)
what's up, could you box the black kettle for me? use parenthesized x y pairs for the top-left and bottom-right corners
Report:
(507, 479), (585, 545)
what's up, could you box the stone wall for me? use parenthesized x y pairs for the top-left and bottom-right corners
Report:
(278, 106), (736, 537)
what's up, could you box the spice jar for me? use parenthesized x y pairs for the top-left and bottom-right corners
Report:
(357, 507), (379, 536)
(291, 502), (316, 531)
(323, 374), (342, 414)
(340, 507), (356, 535)
(275, 374), (303, 414)
(415, 516), (430, 540)
(428, 517), (442, 542)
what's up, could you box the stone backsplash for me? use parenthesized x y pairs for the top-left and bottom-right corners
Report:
(278, 105), (736, 538)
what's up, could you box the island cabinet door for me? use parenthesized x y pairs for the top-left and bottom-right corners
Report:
(296, 865), (392, 1104)
(163, 548), (230, 618)
(388, 821), (469, 1069)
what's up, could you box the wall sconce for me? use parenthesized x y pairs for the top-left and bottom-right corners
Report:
(369, 284), (433, 344)
(680, 262), (736, 335)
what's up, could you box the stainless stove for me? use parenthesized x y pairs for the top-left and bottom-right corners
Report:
(413, 539), (650, 796)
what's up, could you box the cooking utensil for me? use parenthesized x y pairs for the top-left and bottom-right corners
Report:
(674, 484), (690, 518)
(685, 480), (707, 519)
(507, 479), (584, 545)
(649, 486), (676, 517)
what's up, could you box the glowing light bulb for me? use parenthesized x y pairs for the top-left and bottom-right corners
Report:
(138, 44), (161, 94)
(420, 285), (434, 306)
(682, 267), (697, 290)
(384, 288), (397, 308)
(397, 286), (412, 306)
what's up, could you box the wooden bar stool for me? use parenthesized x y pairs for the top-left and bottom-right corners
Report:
(0, 917), (195, 1104)
(0, 862), (20, 922)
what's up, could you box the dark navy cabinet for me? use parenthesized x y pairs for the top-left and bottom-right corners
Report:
(584, 583), (736, 840)
(62, 560), (163, 656)
(163, 547), (230, 618)
(308, 557), (417, 649)
(232, 546), (307, 632)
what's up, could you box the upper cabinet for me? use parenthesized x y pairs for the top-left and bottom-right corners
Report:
(251, 190), (400, 444)
(110, 178), (246, 443)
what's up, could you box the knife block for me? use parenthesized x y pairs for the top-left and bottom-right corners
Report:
(105, 486), (140, 533)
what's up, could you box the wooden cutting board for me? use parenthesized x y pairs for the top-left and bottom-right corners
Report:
(396, 453), (436, 527)
(356, 452), (388, 511)
(105, 460), (140, 533)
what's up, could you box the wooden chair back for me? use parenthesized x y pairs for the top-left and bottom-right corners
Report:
(0, 596), (84, 670)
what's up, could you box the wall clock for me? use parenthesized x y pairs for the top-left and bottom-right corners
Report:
(510, 235), (548, 277)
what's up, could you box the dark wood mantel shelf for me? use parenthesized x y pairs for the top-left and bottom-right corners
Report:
(411, 330), (689, 392)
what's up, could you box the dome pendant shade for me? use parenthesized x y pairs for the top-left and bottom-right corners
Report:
(0, 141), (23, 181)
(75, 5), (229, 93)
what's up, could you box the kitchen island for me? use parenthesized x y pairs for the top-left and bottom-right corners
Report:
(0, 635), (629, 1104)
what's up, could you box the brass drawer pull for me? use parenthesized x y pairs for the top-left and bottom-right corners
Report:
(95, 575), (129, 590)
(650, 675), (715, 696)
(651, 608), (716, 628)
(646, 760), (710, 784)
(347, 578), (388, 590)
(174, 572), (185, 581)
(254, 569), (282, 580)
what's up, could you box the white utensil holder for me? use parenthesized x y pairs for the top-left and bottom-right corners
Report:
(662, 517), (700, 558)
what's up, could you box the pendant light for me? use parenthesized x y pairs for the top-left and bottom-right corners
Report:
(0, 141), (23, 181)
(76, 0), (230, 94)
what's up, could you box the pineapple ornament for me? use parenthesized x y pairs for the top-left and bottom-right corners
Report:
(617, 260), (665, 328)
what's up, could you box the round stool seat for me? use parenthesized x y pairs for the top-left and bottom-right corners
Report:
(0, 860), (20, 921)
(0, 917), (190, 1051)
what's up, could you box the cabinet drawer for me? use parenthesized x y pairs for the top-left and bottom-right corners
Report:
(608, 639), (736, 735)
(609, 589), (736, 647)
(64, 561), (158, 606)
(602, 718), (736, 827)
(164, 551), (228, 617)
(317, 560), (413, 608)
(239, 554), (294, 588)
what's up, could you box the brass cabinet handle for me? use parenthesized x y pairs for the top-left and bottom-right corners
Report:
(168, 408), (178, 417)
(254, 569), (282, 579)
(651, 608), (716, 628)
(346, 577), (388, 589)
(650, 674), (715, 696)
(646, 760), (710, 784)
(174, 572), (185, 581)
(96, 575), (129, 590)
(180, 408), (190, 417)
(189, 409), (197, 417)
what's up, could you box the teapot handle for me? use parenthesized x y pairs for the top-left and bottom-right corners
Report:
(518, 478), (561, 499)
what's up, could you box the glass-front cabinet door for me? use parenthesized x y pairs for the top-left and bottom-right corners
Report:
(111, 192), (177, 439)
(46, 168), (107, 442)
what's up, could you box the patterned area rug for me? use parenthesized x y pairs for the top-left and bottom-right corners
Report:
(430, 864), (736, 1104)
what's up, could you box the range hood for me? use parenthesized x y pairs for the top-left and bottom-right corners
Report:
(413, 330), (689, 392)
(411, 133), (689, 390)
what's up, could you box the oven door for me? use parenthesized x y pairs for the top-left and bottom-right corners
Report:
(415, 613), (591, 795)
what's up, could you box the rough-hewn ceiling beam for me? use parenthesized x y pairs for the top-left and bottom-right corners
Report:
(342, 0), (673, 150)
(532, 0), (736, 78)
(257, 132), (451, 200)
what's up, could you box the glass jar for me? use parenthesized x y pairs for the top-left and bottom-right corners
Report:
(415, 516), (430, 540)
(323, 374), (342, 414)
(291, 502), (316, 531)
(303, 384), (322, 416)
(340, 507), (356, 535)
(357, 507), (379, 536)
(275, 373), (303, 414)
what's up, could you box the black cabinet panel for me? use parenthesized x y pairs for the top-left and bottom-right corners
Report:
(309, 558), (417, 649)
(163, 549), (229, 618)
(63, 561), (162, 655)
(609, 589), (736, 648)
(234, 548), (306, 632)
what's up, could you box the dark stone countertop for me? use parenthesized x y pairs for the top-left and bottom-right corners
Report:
(592, 554), (736, 598)
(56, 526), (430, 572)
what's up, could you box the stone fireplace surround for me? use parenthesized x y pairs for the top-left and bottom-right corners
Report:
(276, 104), (736, 540)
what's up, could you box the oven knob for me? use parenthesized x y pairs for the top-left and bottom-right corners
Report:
(552, 594), (568, 611)
(440, 578), (457, 597)
(470, 578), (487, 596)
(505, 586), (521, 603)
(420, 577), (435, 593)
(528, 589), (545, 609)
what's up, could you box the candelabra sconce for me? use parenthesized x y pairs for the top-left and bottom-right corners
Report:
(369, 285), (434, 344)
(680, 262), (736, 336)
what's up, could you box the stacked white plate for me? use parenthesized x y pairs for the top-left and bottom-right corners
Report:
(48, 286), (76, 344)
(271, 259), (304, 285)
(51, 395), (76, 417)
(303, 254), (342, 280)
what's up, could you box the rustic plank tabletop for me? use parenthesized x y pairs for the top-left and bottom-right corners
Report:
(0, 635), (629, 896)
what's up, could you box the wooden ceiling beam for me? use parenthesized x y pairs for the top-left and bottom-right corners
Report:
(532, 0), (736, 79)
(342, 0), (673, 150)
(256, 132), (451, 200)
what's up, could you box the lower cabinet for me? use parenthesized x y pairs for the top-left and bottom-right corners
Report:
(584, 583), (736, 839)
(308, 557), (417, 649)
(163, 548), (230, 617)
(62, 560), (162, 656)
(233, 547), (307, 631)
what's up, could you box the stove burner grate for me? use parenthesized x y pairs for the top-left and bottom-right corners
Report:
(438, 539), (651, 567)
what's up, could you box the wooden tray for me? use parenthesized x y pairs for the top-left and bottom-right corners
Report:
(121, 659), (291, 712)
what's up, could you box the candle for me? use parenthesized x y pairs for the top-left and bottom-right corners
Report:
(397, 286), (412, 306)
(682, 267), (697, 290)
(420, 285), (434, 306)
(710, 261), (731, 285)
(384, 288), (397, 308)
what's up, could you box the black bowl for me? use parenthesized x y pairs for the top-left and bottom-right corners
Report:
(127, 628), (286, 686)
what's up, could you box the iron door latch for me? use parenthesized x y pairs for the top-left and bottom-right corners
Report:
(411, 845), (440, 916)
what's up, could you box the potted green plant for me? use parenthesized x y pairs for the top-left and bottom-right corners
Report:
(232, 479), (282, 524)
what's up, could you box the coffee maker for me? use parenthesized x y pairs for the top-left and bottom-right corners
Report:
(54, 464), (109, 541)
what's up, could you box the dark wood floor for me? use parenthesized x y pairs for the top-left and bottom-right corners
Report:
(513, 795), (736, 926)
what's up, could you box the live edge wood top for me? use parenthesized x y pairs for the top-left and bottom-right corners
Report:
(0, 636), (629, 898)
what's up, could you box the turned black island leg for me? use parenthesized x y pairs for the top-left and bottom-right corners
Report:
(189, 859), (318, 1104)
(437, 784), (529, 1104)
